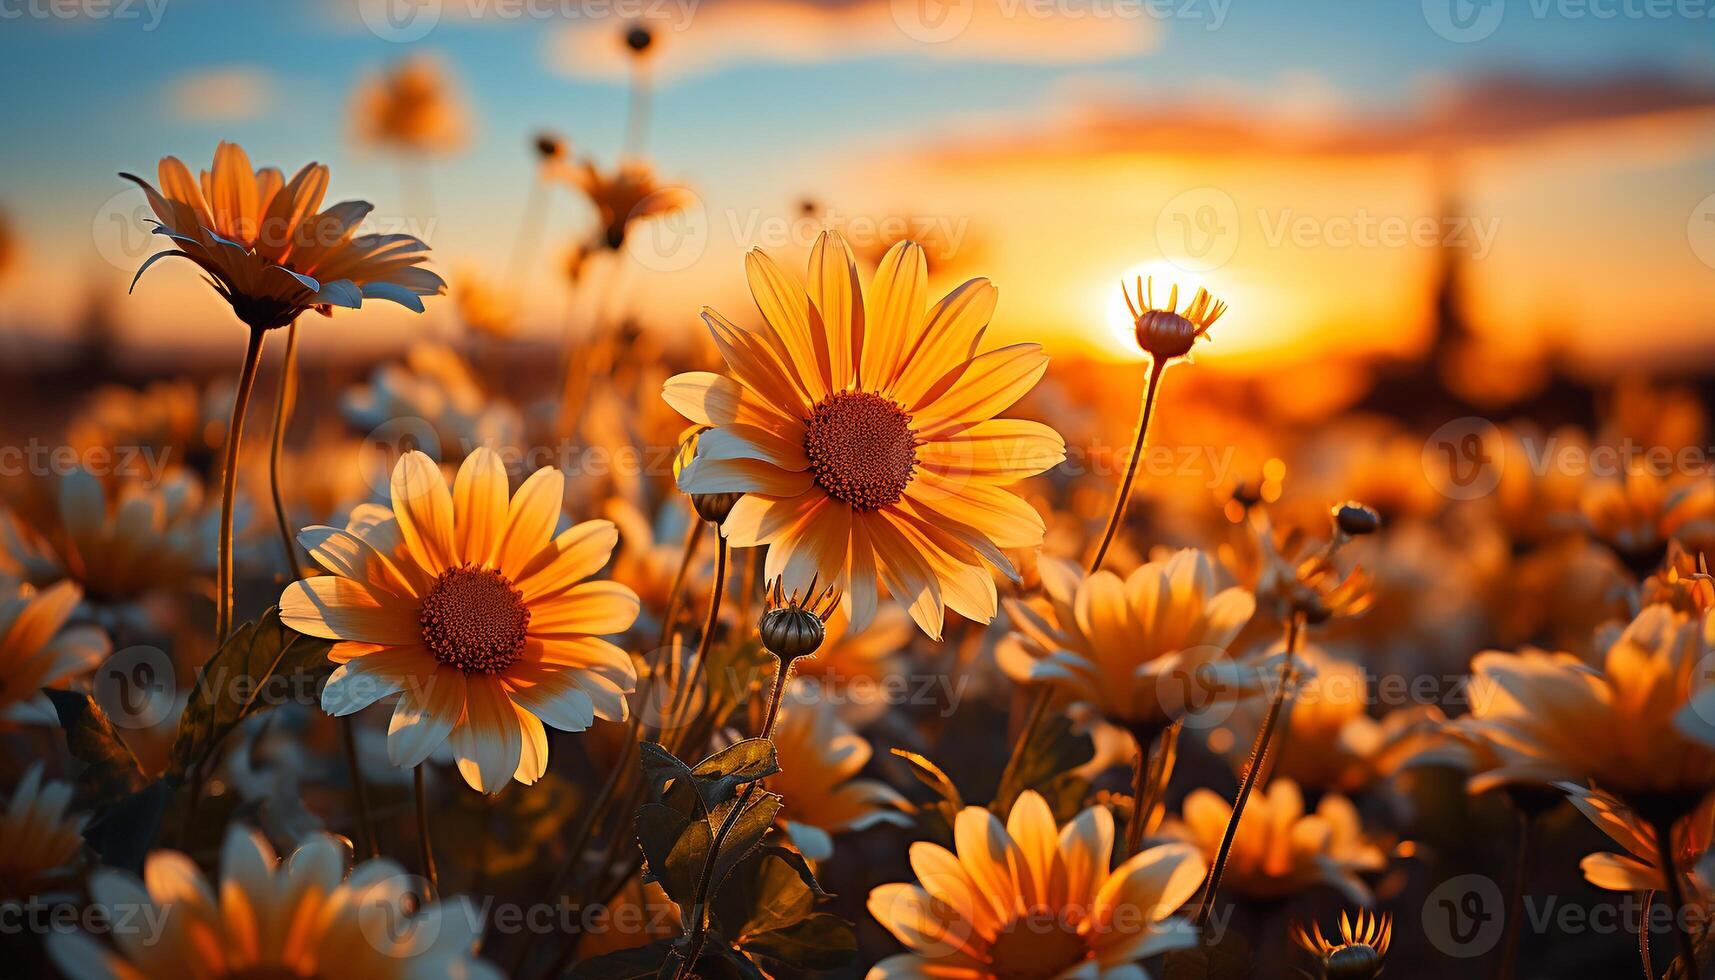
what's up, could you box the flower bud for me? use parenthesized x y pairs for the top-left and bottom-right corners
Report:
(1332, 501), (1380, 537)
(759, 605), (825, 661)
(625, 24), (654, 54)
(1134, 310), (1200, 360)
(1324, 944), (1383, 980)
(692, 492), (741, 525)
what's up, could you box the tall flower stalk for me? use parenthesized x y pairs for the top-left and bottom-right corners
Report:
(216, 327), (266, 642)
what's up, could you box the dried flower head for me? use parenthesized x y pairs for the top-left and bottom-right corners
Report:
(1122, 276), (1227, 360)
(1293, 910), (1392, 980)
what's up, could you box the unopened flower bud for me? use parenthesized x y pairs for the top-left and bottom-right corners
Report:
(759, 606), (824, 661)
(625, 24), (654, 53)
(692, 492), (741, 525)
(1332, 501), (1380, 537)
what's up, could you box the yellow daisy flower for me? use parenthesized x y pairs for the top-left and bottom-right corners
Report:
(123, 141), (445, 333)
(1457, 604), (1715, 801)
(551, 157), (694, 250)
(866, 790), (1205, 979)
(47, 826), (499, 980)
(998, 549), (1256, 732)
(764, 679), (910, 861)
(351, 56), (470, 157)
(280, 448), (640, 793)
(0, 580), (109, 725)
(0, 763), (85, 900)
(666, 231), (1066, 639)
(1168, 779), (1386, 904)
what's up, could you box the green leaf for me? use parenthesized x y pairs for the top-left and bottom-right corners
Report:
(993, 710), (1093, 816)
(639, 741), (704, 816)
(636, 802), (706, 912)
(713, 850), (817, 941)
(708, 792), (782, 897)
(740, 913), (857, 971)
(44, 689), (167, 873)
(690, 739), (779, 810)
(46, 688), (149, 801)
(168, 606), (334, 784)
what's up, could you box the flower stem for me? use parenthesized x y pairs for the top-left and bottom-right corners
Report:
(1496, 806), (1532, 980)
(340, 715), (378, 860)
(656, 517), (707, 649)
(267, 319), (300, 577)
(1125, 720), (1176, 859)
(414, 764), (438, 899)
(1650, 813), (1700, 980)
(216, 326), (267, 644)
(1088, 356), (1167, 575)
(1638, 889), (1655, 980)
(994, 685), (1051, 813)
(1195, 611), (1304, 928)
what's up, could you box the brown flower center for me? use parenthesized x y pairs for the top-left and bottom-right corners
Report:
(986, 910), (1091, 980)
(803, 391), (918, 511)
(419, 564), (530, 674)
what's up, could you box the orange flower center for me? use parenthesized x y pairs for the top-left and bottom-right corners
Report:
(986, 911), (1091, 980)
(419, 564), (530, 674)
(803, 391), (918, 511)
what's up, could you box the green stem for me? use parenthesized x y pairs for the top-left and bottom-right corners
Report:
(1651, 814), (1700, 980)
(414, 765), (438, 899)
(267, 319), (299, 576)
(1195, 612), (1304, 928)
(340, 715), (378, 861)
(1088, 356), (1167, 575)
(216, 327), (267, 644)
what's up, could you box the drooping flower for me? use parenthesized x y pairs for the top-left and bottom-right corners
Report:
(0, 763), (85, 900)
(0, 580), (108, 725)
(666, 231), (1066, 639)
(47, 826), (499, 979)
(1167, 779), (1387, 904)
(1562, 781), (1714, 904)
(998, 549), (1256, 733)
(122, 142), (445, 333)
(762, 679), (909, 861)
(280, 448), (640, 793)
(866, 790), (1205, 979)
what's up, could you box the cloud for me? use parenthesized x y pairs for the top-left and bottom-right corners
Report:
(545, 0), (1160, 82)
(929, 70), (1715, 161)
(166, 66), (273, 123)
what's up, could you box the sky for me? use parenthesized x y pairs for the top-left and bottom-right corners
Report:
(0, 0), (1711, 371)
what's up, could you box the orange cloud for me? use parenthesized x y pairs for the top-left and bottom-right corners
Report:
(546, 0), (1160, 81)
(166, 67), (273, 123)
